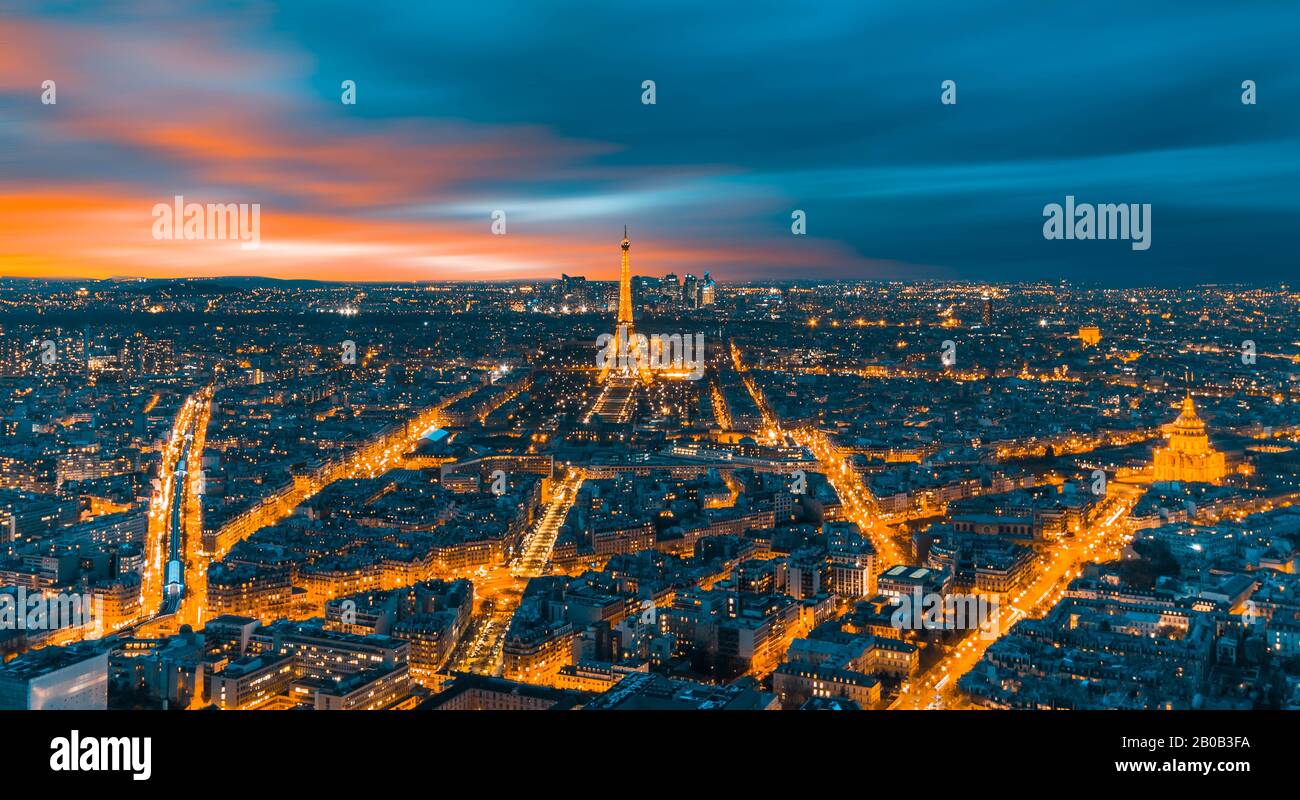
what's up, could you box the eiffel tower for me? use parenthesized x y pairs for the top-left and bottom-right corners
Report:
(589, 227), (645, 423)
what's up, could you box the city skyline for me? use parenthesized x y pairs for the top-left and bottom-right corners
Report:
(4, 232), (1299, 718)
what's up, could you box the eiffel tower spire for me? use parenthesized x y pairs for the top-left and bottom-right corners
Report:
(617, 227), (632, 327)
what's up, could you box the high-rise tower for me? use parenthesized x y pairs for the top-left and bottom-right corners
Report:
(600, 226), (648, 383)
(590, 228), (645, 422)
(617, 226), (633, 328)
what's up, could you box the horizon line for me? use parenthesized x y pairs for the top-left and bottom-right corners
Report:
(0, 275), (1292, 290)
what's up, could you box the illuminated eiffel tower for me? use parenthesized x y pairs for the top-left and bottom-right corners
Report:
(595, 227), (649, 383)
(617, 225), (634, 330)
(589, 227), (646, 423)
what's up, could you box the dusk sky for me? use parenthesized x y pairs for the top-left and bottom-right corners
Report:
(2, 1), (1298, 284)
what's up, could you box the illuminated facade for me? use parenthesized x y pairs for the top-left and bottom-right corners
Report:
(0, 646), (108, 710)
(1152, 394), (1226, 483)
(208, 563), (292, 622)
(772, 661), (882, 709)
(91, 577), (144, 632)
(206, 653), (295, 710)
(502, 620), (576, 682)
(294, 665), (411, 710)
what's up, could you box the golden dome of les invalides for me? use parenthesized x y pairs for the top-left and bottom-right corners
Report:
(1152, 393), (1227, 483)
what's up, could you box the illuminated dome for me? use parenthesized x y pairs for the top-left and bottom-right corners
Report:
(1152, 393), (1226, 483)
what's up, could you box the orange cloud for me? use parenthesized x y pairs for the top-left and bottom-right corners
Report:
(1, 185), (856, 281)
(58, 111), (608, 208)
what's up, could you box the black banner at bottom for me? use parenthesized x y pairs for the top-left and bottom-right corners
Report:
(5, 710), (1283, 786)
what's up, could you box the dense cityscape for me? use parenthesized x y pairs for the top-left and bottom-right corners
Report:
(2, 234), (1298, 712)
